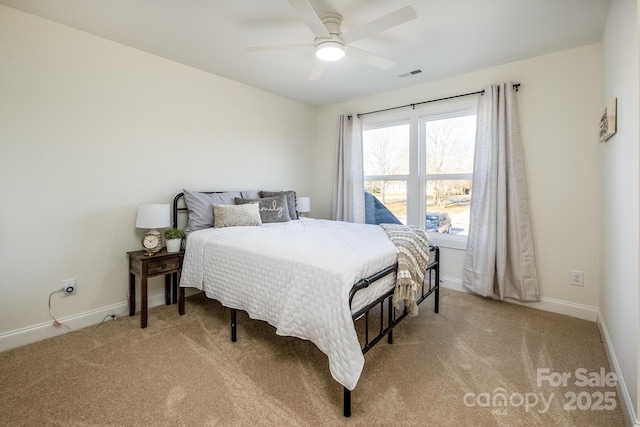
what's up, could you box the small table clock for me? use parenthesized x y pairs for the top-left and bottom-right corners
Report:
(135, 202), (170, 256)
(141, 230), (162, 256)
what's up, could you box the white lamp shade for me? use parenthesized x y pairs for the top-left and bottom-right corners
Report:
(135, 203), (170, 229)
(296, 197), (311, 213)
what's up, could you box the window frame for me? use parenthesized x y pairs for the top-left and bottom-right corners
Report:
(362, 97), (478, 250)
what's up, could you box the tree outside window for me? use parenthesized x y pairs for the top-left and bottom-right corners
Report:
(424, 114), (475, 235)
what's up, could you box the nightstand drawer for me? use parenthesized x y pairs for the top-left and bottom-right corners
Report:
(148, 258), (181, 275)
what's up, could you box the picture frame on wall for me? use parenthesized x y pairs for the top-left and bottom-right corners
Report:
(599, 97), (617, 142)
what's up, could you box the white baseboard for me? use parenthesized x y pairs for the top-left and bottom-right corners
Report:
(440, 276), (598, 322)
(597, 310), (639, 427)
(0, 278), (600, 351)
(0, 288), (199, 352)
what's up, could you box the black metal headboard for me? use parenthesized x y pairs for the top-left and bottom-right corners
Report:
(172, 192), (186, 229)
(173, 191), (229, 229)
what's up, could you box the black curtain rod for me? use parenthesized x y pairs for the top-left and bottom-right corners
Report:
(354, 83), (520, 119)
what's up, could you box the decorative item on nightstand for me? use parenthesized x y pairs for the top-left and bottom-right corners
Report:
(164, 227), (185, 253)
(296, 197), (311, 217)
(136, 202), (170, 256)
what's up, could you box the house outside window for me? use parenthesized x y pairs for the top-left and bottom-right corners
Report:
(362, 98), (477, 248)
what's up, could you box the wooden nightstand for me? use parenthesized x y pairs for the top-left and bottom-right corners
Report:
(127, 248), (185, 328)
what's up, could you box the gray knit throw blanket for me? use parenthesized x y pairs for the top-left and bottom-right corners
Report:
(380, 224), (432, 317)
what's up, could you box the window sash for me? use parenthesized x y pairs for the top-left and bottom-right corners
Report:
(424, 173), (473, 181)
(364, 175), (409, 181)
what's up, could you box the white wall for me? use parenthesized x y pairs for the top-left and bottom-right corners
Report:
(3, 13), (636, 421)
(316, 44), (603, 318)
(0, 6), (317, 348)
(599, 0), (639, 424)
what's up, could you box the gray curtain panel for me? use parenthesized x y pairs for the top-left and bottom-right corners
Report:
(332, 114), (365, 223)
(463, 82), (540, 302)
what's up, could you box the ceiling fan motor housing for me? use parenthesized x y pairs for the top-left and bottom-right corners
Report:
(315, 13), (346, 61)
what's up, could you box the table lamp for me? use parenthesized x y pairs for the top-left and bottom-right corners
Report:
(296, 197), (311, 217)
(136, 203), (170, 256)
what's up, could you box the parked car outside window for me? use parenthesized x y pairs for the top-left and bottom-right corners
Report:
(426, 212), (452, 233)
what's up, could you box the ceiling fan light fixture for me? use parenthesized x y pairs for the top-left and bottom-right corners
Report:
(315, 40), (346, 61)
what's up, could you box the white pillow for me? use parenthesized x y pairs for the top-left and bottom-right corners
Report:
(212, 203), (262, 228)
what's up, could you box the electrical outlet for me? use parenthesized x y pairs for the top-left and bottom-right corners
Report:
(62, 279), (77, 296)
(570, 271), (583, 287)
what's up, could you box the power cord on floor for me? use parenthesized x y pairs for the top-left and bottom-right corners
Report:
(96, 306), (129, 326)
(100, 314), (118, 323)
(48, 290), (74, 331)
(49, 290), (129, 331)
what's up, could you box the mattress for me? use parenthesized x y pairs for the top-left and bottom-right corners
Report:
(179, 218), (397, 390)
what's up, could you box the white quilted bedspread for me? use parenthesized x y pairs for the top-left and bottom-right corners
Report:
(180, 218), (397, 390)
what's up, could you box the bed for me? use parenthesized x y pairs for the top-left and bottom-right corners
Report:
(173, 191), (440, 417)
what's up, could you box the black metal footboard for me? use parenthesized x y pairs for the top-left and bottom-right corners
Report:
(343, 245), (440, 417)
(226, 245), (440, 418)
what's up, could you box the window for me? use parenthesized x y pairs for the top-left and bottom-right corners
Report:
(363, 121), (409, 224)
(362, 98), (477, 244)
(423, 113), (476, 236)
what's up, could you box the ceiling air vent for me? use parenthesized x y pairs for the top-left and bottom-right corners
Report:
(398, 69), (423, 78)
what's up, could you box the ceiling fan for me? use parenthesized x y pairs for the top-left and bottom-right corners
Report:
(246, 0), (417, 80)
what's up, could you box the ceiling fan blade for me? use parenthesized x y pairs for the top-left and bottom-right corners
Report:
(246, 43), (312, 51)
(346, 46), (395, 70)
(288, 0), (330, 38)
(342, 5), (417, 44)
(307, 59), (326, 80)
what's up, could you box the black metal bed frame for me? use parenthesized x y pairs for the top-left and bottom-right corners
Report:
(173, 192), (440, 417)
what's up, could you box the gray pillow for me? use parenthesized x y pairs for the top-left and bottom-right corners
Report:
(240, 190), (261, 199)
(183, 189), (242, 233)
(212, 203), (262, 228)
(235, 195), (291, 223)
(260, 190), (298, 220)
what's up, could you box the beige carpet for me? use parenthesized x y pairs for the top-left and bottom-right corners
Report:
(0, 288), (626, 426)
